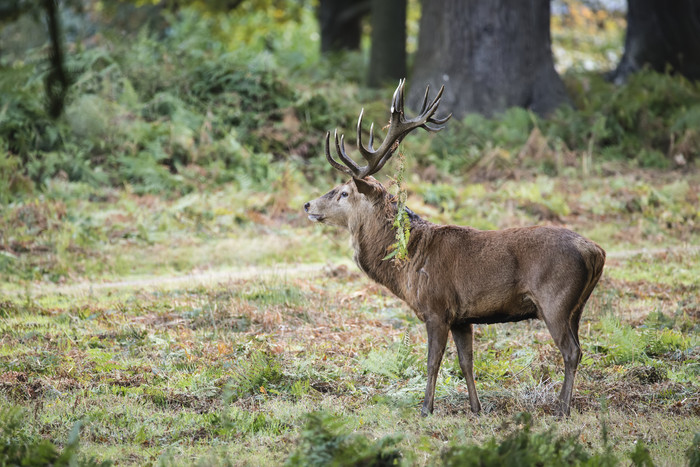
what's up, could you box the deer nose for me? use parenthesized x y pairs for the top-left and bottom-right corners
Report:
(304, 202), (310, 212)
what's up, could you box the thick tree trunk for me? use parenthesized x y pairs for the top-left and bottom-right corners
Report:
(610, 0), (700, 84)
(367, 0), (406, 87)
(409, 0), (568, 117)
(319, 0), (370, 53)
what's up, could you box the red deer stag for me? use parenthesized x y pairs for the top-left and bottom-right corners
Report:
(304, 80), (605, 417)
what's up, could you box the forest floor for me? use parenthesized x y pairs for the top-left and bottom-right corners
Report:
(1, 167), (699, 465)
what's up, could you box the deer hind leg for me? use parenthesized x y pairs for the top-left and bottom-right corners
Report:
(538, 293), (584, 417)
(553, 265), (604, 416)
(451, 324), (481, 414)
(557, 323), (582, 417)
(421, 318), (450, 417)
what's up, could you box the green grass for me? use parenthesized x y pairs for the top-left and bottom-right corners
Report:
(2, 169), (698, 289)
(1, 219), (698, 464)
(2, 151), (699, 466)
(1, 166), (698, 465)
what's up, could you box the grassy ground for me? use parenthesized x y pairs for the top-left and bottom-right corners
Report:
(1, 167), (698, 466)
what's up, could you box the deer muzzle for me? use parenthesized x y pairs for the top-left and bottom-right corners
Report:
(303, 202), (324, 223)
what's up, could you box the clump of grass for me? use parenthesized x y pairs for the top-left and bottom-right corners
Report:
(440, 412), (653, 467)
(284, 411), (403, 467)
(643, 328), (690, 357)
(595, 315), (692, 365)
(361, 331), (419, 380)
(211, 407), (286, 437)
(239, 281), (307, 308)
(0, 301), (20, 318)
(226, 351), (284, 401)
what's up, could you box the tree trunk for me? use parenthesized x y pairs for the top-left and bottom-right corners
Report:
(319, 0), (370, 53)
(610, 0), (700, 84)
(367, 0), (406, 87)
(409, 0), (568, 118)
(44, 0), (69, 118)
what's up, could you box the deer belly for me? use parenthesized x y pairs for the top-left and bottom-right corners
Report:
(456, 293), (539, 324)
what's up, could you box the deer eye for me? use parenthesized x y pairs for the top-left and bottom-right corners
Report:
(341, 192), (349, 198)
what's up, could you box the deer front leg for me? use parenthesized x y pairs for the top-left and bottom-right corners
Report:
(451, 324), (481, 414)
(421, 318), (450, 417)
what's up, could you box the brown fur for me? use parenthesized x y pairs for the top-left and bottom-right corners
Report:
(304, 176), (605, 416)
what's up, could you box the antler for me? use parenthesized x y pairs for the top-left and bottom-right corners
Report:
(325, 79), (451, 179)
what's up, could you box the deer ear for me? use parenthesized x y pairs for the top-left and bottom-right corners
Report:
(353, 177), (380, 198)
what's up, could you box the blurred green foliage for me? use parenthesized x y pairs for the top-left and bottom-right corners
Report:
(1, 4), (351, 201)
(0, 406), (110, 466)
(424, 72), (700, 175)
(1, 3), (699, 205)
(553, 71), (700, 167)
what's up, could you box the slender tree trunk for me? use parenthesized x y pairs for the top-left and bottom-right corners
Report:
(409, 0), (568, 117)
(610, 0), (700, 84)
(367, 0), (406, 87)
(319, 0), (370, 53)
(44, 0), (69, 118)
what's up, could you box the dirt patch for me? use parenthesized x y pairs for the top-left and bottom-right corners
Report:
(0, 370), (28, 383)
(575, 379), (699, 416)
(107, 372), (150, 387)
(0, 374), (46, 401)
(626, 366), (668, 384)
(164, 391), (218, 413)
(325, 264), (362, 280)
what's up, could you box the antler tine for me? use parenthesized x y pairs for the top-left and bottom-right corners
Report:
(357, 111), (377, 154)
(356, 110), (379, 178)
(335, 131), (361, 175)
(418, 86), (452, 131)
(429, 111), (452, 126)
(423, 120), (451, 132)
(390, 78), (406, 115)
(416, 85), (445, 122)
(356, 108), (368, 159)
(418, 84), (431, 114)
(356, 108), (364, 145)
(423, 109), (453, 132)
(325, 131), (356, 177)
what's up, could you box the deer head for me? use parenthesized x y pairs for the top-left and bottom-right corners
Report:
(304, 79), (451, 227)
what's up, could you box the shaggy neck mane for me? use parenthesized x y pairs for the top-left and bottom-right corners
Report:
(347, 194), (425, 298)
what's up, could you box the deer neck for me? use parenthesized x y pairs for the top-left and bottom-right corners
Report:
(347, 201), (413, 296)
